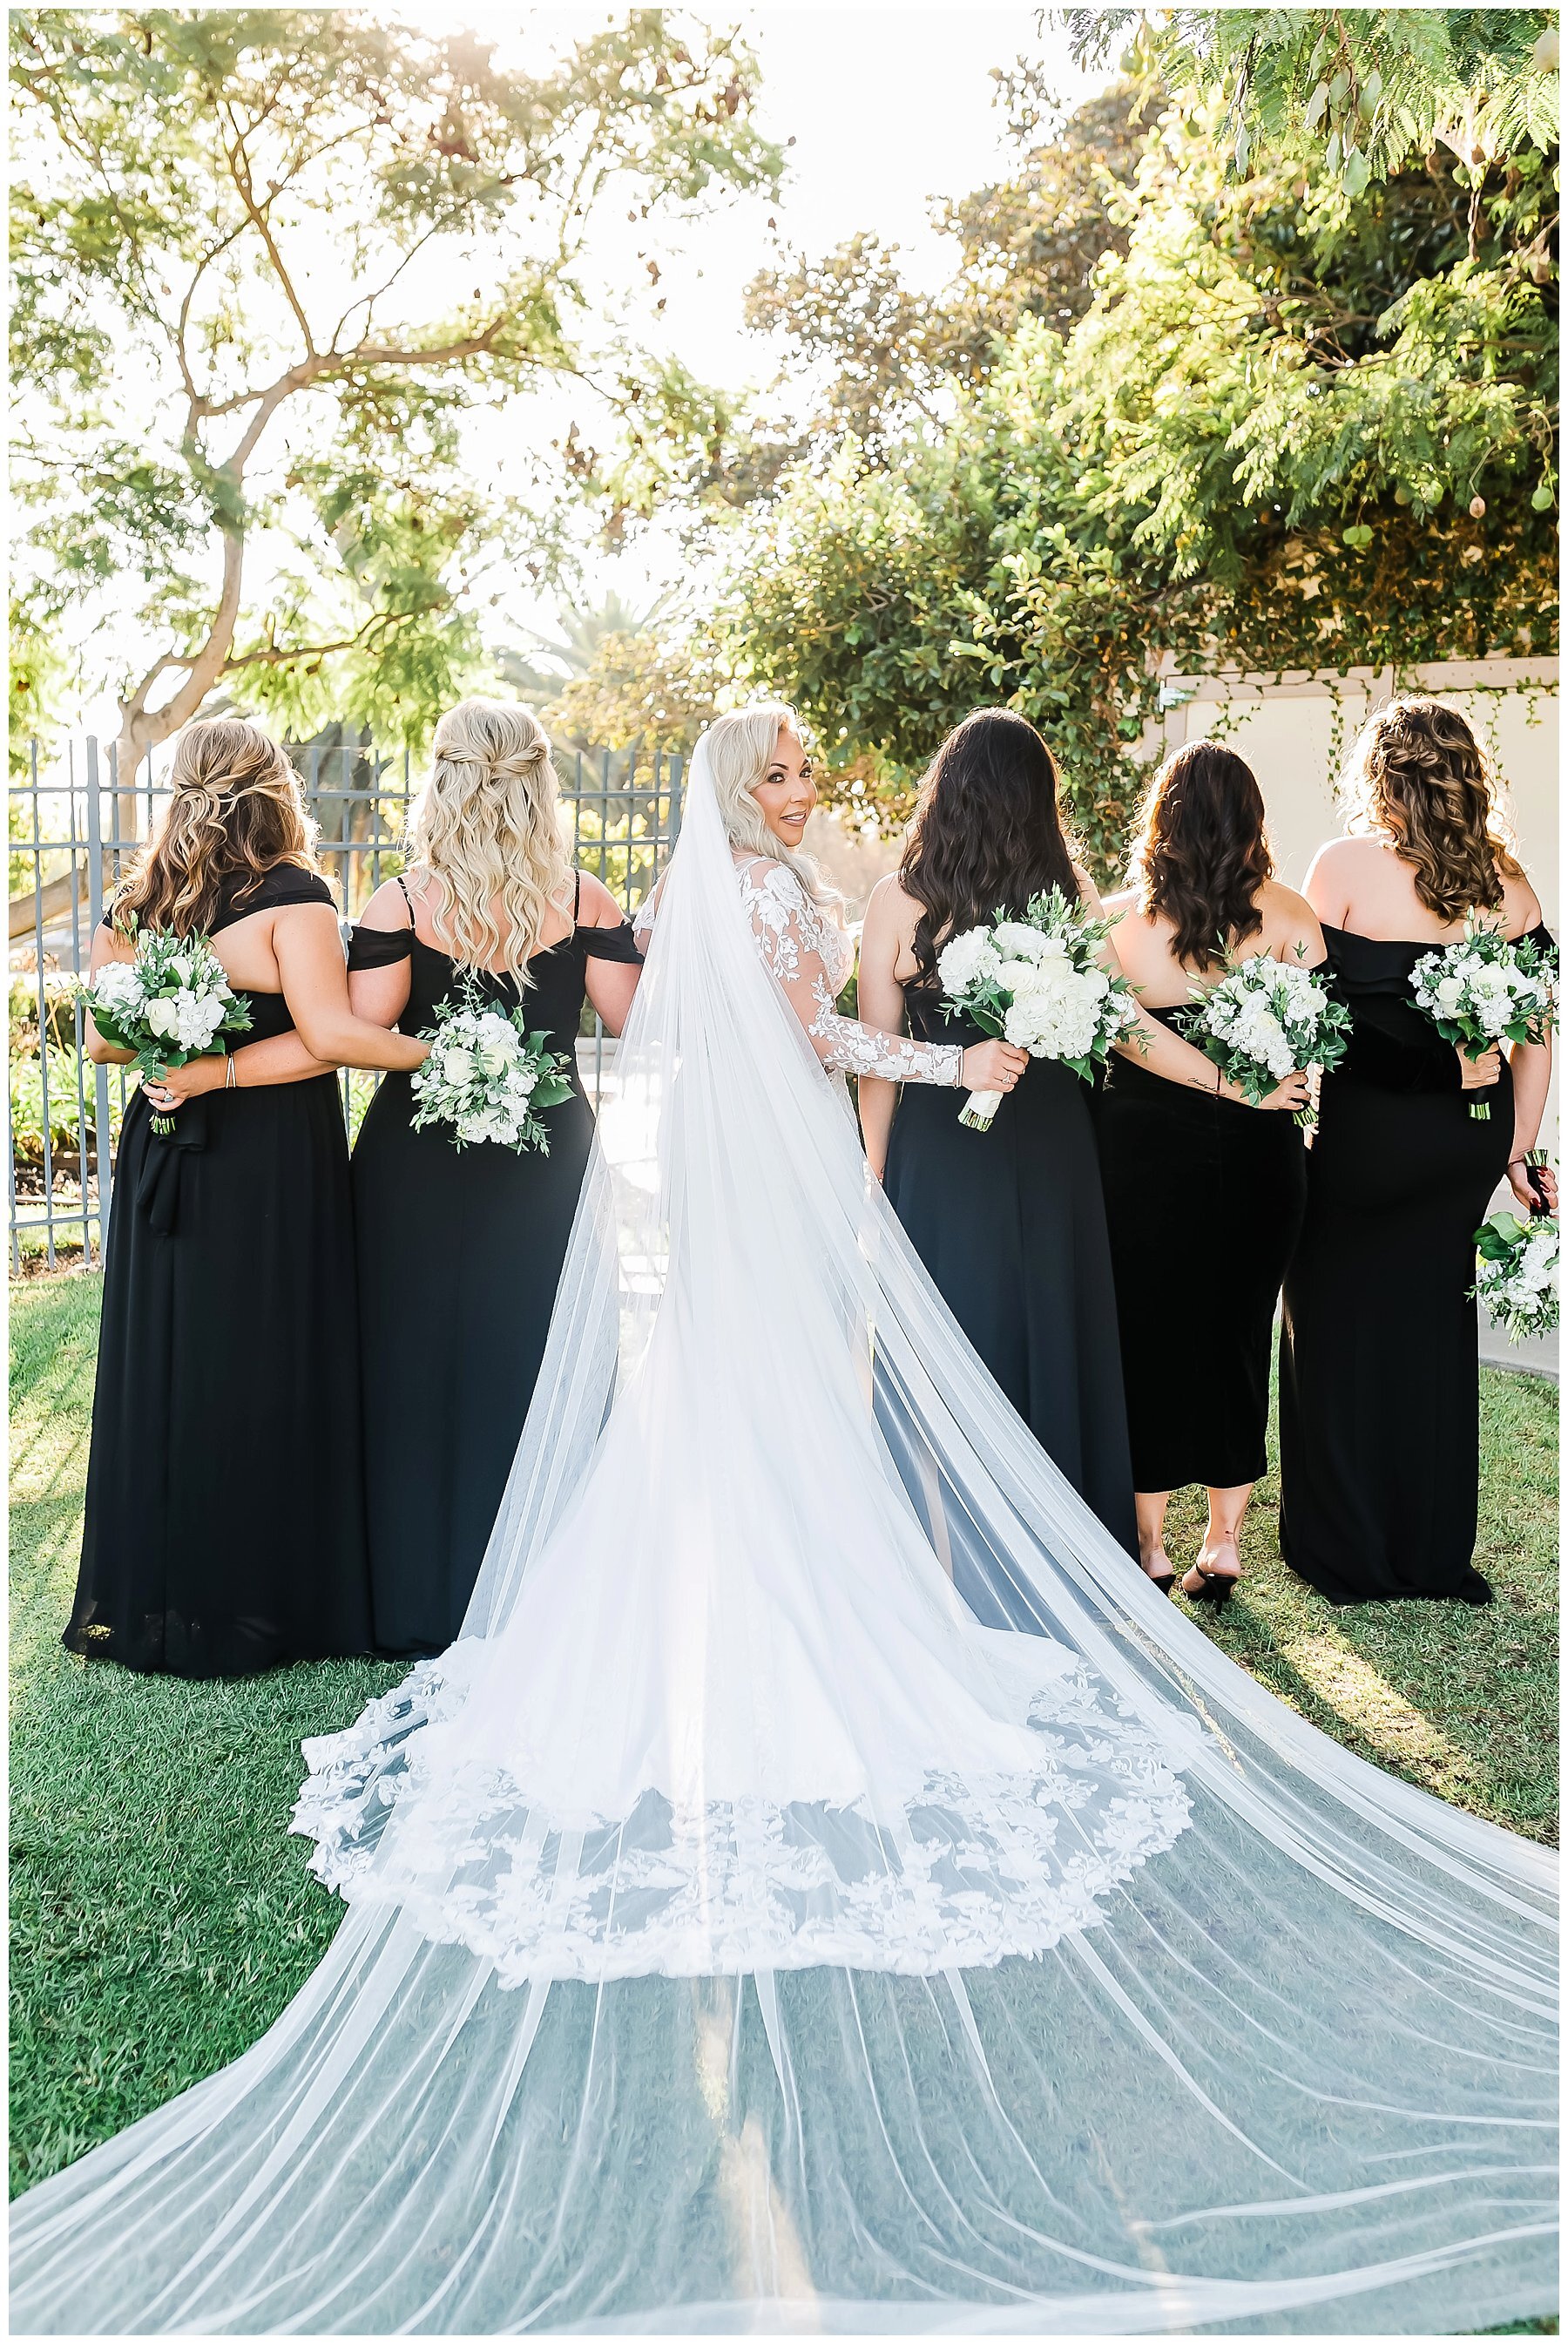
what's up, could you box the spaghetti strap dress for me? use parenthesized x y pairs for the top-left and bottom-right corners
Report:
(348, 880), (642, 1656)
(65, 868), (373, 1675)
(1277, 922), (1553, 1603)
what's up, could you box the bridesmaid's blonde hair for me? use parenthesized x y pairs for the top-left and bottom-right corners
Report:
(407, 699), (572, 986)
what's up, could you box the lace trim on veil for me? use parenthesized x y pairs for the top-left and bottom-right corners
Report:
(292, 1650), (1192, 1983)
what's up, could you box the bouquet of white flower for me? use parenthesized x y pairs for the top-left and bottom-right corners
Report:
(409, 975), (575, 1153)
(937, 886), (1139, 1131)
(1178, 950), (1351, 1128)
(1471, 1194), (1558, 1343)
(80, 920), (253, 1135)
(1409, 918), (1557, 1121)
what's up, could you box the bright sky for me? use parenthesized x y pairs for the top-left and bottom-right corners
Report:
(449, 3), (1105, 645)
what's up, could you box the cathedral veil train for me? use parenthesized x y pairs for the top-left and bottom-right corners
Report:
(10, 728), (1558, 2334)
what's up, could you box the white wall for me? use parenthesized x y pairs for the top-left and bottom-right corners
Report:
(1163, 658), (1558, 923)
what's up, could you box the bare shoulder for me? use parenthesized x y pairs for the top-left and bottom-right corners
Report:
(358, 876), (416, 932)
(862, 872), (919, 935)
(1501, 864), (1544, 934)
(1301, 834), (1373, 920)
(574, 869), (625, 929)
(1101, 884), (1139, 918)
(1259, 877), (1327, 959)
(1071, 861), (1106, 917)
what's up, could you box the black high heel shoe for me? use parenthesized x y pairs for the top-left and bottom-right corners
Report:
(1183, 1560), (1240, 1611)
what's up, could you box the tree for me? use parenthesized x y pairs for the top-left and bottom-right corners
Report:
(541, 620), (726, 755)
(738, 77), (1149, 464)
(1066, 9), (1559, 198)
(10, 10), (781, 781)
(720, 17), (1557, 868)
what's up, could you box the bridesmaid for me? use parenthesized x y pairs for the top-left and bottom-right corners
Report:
(1281, 697), (1557, 1607)
(348, 698), (643, 1656)
(858, 708), (1274, 1562)
(1098, 744), (1319, 1605)
(69, 716), (429, 1676)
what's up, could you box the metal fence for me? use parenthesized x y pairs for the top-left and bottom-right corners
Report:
(7, 735), (683, 1270)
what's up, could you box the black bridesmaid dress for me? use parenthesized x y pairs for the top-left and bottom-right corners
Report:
(1097, 1006), (1308, 1494)
(66, 869), (373, 1676)
(1278, 922), (1552, 1604)
(882, 994), (1137, 1557)
(349, 882), (641, 1656)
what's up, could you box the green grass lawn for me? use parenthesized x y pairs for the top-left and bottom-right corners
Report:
(10, 1265), (1561, 2335)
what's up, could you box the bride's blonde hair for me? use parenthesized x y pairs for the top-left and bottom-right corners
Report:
(702, 701), (835, 907)
(407, 699), (572, 986)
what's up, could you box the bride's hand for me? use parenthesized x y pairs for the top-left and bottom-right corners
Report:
(963, 1040), (1029, 1095)
(1256, 1070), (1311, 1113)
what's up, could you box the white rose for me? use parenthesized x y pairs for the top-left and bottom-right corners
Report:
(991, 920), (1050, 962)
(477, 1041), (514, 1080)
(145, 997), (179, 1039)
(441, 1046), (476, 1087)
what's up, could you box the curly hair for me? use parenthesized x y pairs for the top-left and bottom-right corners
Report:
(112, 715), (320, 938)
(900, 709), (1079, 989)
(1127, 742), (1273, 972)
(407, 699), (572, 988)
(1342, 698), (1522, 922)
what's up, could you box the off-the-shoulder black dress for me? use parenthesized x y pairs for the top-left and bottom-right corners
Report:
(348, 883), (642, 1655)
(66, 869), (373, 1675)
(1279, 923), (1553, 1604)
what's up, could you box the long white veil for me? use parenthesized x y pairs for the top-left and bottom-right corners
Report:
(10, 742), (1556, 2334)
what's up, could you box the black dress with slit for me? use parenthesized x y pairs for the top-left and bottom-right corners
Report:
(882, 992), (1138, 1558)
(348, 884), (642, 1656)
(1278, 923), (1551, 1605)
(1097, 1003), (1309, 1494)
(66, 868), (373, 1676)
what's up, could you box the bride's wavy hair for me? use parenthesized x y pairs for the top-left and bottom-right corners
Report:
(1127, 742), (1273, 972)
(900, 708), (1078, 988)
(407, 698), (572, 987)
(1342, 697), (1521, 921)
(702, 701), (836, 908)
(112, 715), (320, 938)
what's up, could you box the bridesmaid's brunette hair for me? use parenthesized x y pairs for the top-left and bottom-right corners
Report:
(112, 716), (320, 937)
(1342, 697), (1522, 922)
(408, 698), (572, 986)
(1128, 742), (1273, 972)
(901, 709), (1078, 987)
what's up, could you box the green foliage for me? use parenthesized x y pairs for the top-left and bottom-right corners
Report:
(719, 30), (1557, 869)
(10, 10), (781, 759)
(1067, 9), (1559, 191)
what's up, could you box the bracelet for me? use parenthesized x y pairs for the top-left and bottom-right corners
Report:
(226, 1055), (237, 1091)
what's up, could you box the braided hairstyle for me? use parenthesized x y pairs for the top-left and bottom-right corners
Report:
(1126, 742), (1274, 972)
(112, 716), (320, 937)
(1342, 697), (1522, 922)
(407, 698), (572, 986)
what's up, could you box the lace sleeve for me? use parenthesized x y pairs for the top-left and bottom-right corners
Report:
(739, 862), (963, 1087)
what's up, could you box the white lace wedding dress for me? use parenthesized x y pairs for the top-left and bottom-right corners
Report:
(10, 745), (1557, 2334)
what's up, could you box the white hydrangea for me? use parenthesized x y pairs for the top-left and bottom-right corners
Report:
(90, 962), (145, 1016)
(936, 928), (1003, 993)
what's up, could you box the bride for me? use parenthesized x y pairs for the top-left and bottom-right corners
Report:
(11, 706), (1557, 2334)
